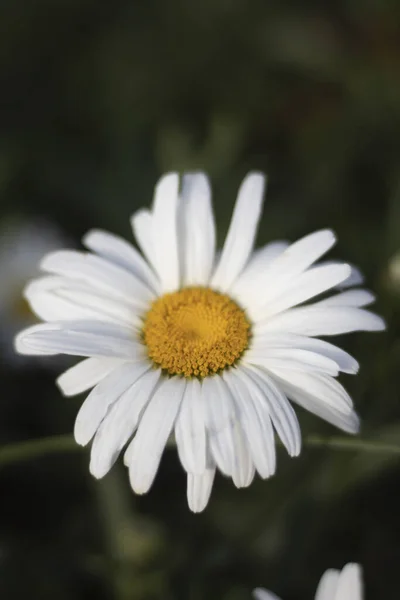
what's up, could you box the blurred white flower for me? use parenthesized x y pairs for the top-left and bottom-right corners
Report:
(15, 172), (384, 511)
(0, 219), (68, 365)
(253, 562), (363, 600)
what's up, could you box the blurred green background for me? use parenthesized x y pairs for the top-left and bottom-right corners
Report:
(0, 0), (400, 598)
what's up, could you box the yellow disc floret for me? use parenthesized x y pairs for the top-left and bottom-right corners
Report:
(142, 287), (251, 377)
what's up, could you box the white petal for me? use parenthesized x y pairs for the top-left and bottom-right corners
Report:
(25, 277), (97, 322)
(56, 357), (122, 396)
(50, 287), (141, 328)
(251, 263), (351, 321)
(245, 348), (340, 377)
(320, 261), (364, 290)
(269, 369), (353, 413)
(233, 229), (337, 314)
(333, 564), (363, 600)
(127, 376), (186, 494)
(314, 289), (375, 308)
(74, 360), (150, 446)
(224, 369), (276, 479)
(175, 378), (206, 474)
(315, 570), (340, 600)
(41, 250), (153, 309)
(230, 418), (255, 488)
(242, 365), (301, 457)
(256, 306), (385, 337)
(250, 333), (358, 374)
(187, 466), (216, 513)
(339, 265), (364, 289)
(83, 229), (160, 293)
(15, 320), (144, 359)
(211, 173), (266, 291)
(89, 368), (160, 478)
(231, 241), (288, 301)
(14, 322), (63, 355)
(253, 589), (281, 600)
(268, 369), (359, 433)
(247, 241), (289, 270)
(180, 172), (215, 286)
(25, 276), (141, 328)
(202, 375), (236, 477)
(151, 173), (180, 291)
(130, 209), (158, 270)
(272, 229), (337, 274)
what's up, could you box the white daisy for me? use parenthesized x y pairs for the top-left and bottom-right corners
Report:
(253, 562), (363, 600)
(14, 172), (384, 512)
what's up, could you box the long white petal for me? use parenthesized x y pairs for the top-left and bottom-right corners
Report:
(202, 375), (236, 477)
(320, 261), (364, 289)
(246, 241), (289, 272)
(268, 369), (354, 413)
(271, 229), (337, 274)
(15, 320), (144, 359)
(231, 241), (288, 302)
(233, 229), (337, 314)
(333, 564), (363, 600)
(313, 289), (375, 308)
(187, 466), (216, 513)
(245, 348), (340, 377)
(41, 250), (153, 309)
(211, 173), (266, 291)
(339, 265), (364, 289)
(242, 365), (301, 457)
(25, 276), (142, 328)
(56, 357), (122, 396)
(175, 378), (206, 474)
(250, 333), (358, 374)
(89, 368), (160, 478)
(251, 264), (351, 320)
(127, 376), (186, 494)
(151, 173), (180, 291)
(130, 209), (158, 270)
(253, 589), (281, 600)
(256, 306), (385, 337)
(224, 369), (276, 479)
(83, 229), (160, 293)
(74, 360), (150, 446)
(315, 570), (340, 600)
(230, 420), (255, 488)
(223, 397), (255, 489)
(268, 369), (359, 433)
(180, 173), (215, 286)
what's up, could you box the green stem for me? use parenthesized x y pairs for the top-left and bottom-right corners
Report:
(304, 435), (400, 454)
(0, 434), (79, 468)
(0, 433), (400, 470)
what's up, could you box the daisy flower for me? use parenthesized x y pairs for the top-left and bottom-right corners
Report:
(15, 173), (384, 511)
(253, 562), (363, 600)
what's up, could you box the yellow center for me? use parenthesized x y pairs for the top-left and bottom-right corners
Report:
(142, 287), (251, 377)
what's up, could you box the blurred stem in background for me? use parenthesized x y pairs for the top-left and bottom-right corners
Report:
(1, 433), (400, 471)
(95, 468), (168, 600)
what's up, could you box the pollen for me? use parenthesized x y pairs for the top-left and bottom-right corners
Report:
(142, 287), (251, 377)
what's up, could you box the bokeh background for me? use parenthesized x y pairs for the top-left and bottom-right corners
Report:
(0, 0), (400, 598)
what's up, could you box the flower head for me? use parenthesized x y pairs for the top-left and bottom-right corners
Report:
(253, 562), (363, 600)
(15, 172), (385, 511)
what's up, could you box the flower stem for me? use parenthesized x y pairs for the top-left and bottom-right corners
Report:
(0, 433), (400, 470)
(303, 435), (400, 454)
(0, 434), (79, 468)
